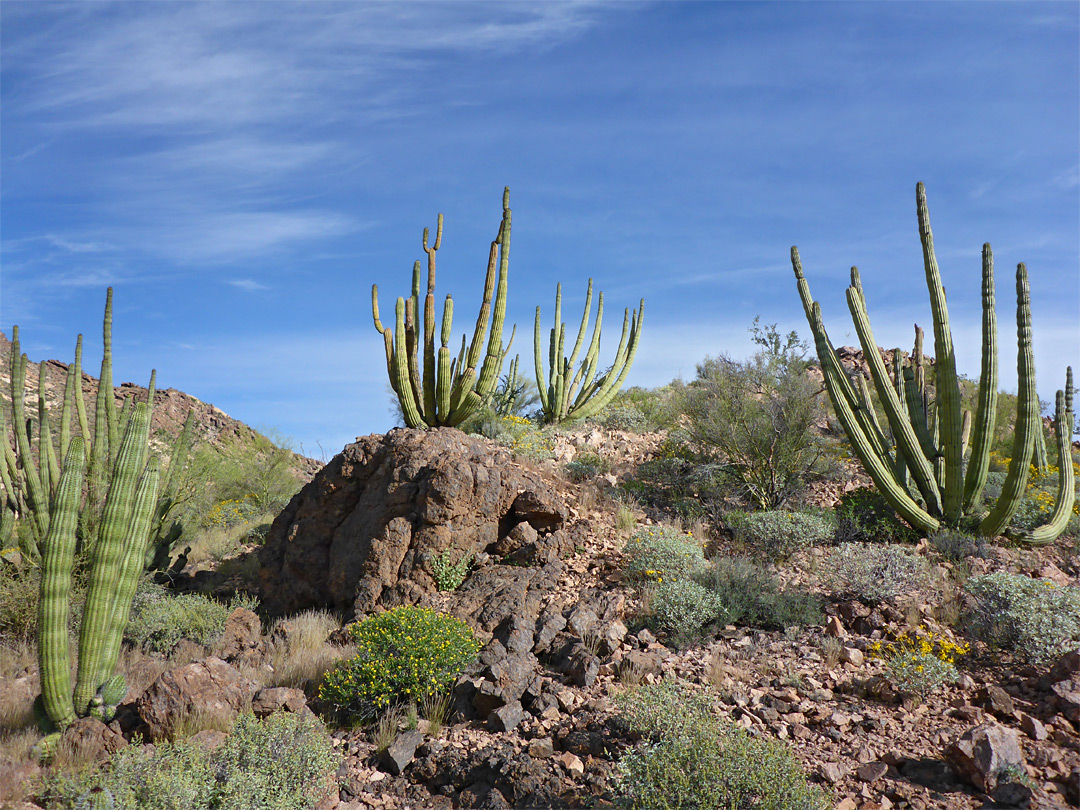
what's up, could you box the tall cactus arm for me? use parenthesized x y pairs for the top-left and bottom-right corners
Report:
(1014, 385), (1075, 545)
(916, 183), (965, 522)
(101, 289), (121, 473)
(74, 402), (150, 714)
(421, 216), (443, 421)
(533, 306), (550, 412)
(73, 335), (91, 463)
(979, 264), (1038, 538)
(98, 457), (160, 689)
(11, 342), (48, 542)
(38, 362), (61, 498)
(472, 190), (512, 405)
(963, 243), (993, 514)
(812, 304), (940, 534)
(846, 268), (942, 514)
(59, 362), (75, 462)
(37, 438), (86, 730)
(572, 301), (644, 421)
(902, 364), (937, 463)
(393, 299), (425, 428)
(790, 248), (892, 459)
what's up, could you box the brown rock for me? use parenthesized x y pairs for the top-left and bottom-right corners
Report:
(136, 656), (258, 740)
(976, 684), (1016, 719)
(819, 762), (847, 784)
(856, 762), (888, 783)
(220, 607), (265, 665)
(258, 428), (567, 617)
(252, 686), (311, 718)
(59, 717), (126, 764)
(1018, 712), (1047, 741)
(945, 721), (1025, 793)
(189, 729), (229, 751)
(841, 646), (865, 666)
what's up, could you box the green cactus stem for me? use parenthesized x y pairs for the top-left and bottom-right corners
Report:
(1013, 375), (1075, 545)
(373, 188), (515, 428)
(792, 185), (1060, 541)
(37, 438), (86, 730)
(73, 399), (153, 714)
(534, 278), (644, 424)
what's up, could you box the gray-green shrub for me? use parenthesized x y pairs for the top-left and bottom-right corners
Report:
(125, 581), (258, 654)
(623, 526), (708, 583)
(41, 711), (339, 810)
(649, 579), (728, 644)
(928, 529), (988, 562)
(829, 543), (929, 604)
(614, 681), (828, 810)
(964, 572), (1080, 665)
(703, 557), (822, 630)
(730, 509), (837, 561)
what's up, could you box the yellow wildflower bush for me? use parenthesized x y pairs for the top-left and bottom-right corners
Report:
(868, 626), (969, 697)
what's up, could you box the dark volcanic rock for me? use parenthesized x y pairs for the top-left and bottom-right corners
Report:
(258, 428), (568, 617)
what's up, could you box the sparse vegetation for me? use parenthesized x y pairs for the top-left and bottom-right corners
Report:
(829, 543), (930, 604)
(728, 508), (837, 561)
(125, 581), (257, 655)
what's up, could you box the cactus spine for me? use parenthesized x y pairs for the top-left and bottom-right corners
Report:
(534, 278), (644, 424)
(373, 188), (516, 428)
(791, 183), (1064, 541)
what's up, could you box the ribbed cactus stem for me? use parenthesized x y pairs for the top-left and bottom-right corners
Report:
(916, 183), (964, 522)
(73, 335), (91, 463)
(979, 264), (1038, 538)
(39, 361), (61, 498)
(1016, 383), (1075, 545)
(74, 402), (150, 714)
(98, 457), (160, 688)
(10, 336), (48, 543)
(963, 244), (999, 511)
(37, 438), (86, 730)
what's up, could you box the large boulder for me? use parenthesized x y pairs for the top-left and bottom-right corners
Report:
(136, 656), (259, 740)
(258, 428), (568, 618)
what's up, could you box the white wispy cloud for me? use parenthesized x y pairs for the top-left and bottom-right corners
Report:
(228, 279), (269, 292)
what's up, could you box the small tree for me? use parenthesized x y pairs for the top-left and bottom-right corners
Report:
(682, 319), (824, 510)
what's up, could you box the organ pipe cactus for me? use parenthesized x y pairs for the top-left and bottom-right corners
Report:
(534, 278), (644, 424)
(373, 188), (516, 428)
(791, 183), (1070, 542)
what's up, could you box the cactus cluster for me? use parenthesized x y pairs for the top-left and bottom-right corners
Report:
(791, 183), (1073, 542)
(534, 279), (644, 424)
(0, 289), (190, 733)
(373, 188), (516, 428)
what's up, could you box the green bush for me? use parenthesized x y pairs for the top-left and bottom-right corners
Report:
(564, 452), (611, 482)
(703, 557), (822, 630)
(41, 711), (338, 810)
(600, 385), (683, 433)
(649, 579), (728, 644)
(319, 606), (480, 722)
(125, 581), (257, 654)
(623, 526), (708, 584)
(431, 549), (473, 592)
(964, 572), (1080, 665)
(0, 564), (41, 642)
(835, 487), (919, 545)
(682, 320), (826, 510)
(829, 543), (929, 604)
(730, 509), (837, 561)
(614, 682), (828, 810)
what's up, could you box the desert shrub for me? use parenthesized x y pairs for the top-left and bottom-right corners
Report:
(125, 582), (256, 654)
(964, 572), (1080, 665)
(928, 529), (988, 562)
(1008, 458), (1080, 533)
(623, 526), (707, 584)
(599, 404), (649, 433)
(431, 549), (473, 592)
(829, 543), (929, 604)
(682, 320), (826, 510)
(835, 487), (919, 545)
(41, 711), (338, 810)
(564, 452), (611, 482)
(319, 606), (479, 722)
(729, 509), (837, 561)
(614, 681), (828, 810)
(868, 627), (968, 697)
(703, 557), (822, 630)
(475, 414), (557, 461)
(600, 385), (684, 433)
(648, 579), (728, 644)
(0, 564), (41, 642)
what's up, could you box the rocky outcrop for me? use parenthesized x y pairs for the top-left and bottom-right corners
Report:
(258, 428), (572, 618)
(135, 656), (259, 740)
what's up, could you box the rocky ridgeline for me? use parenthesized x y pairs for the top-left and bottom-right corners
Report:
(0, 330), (321, 477)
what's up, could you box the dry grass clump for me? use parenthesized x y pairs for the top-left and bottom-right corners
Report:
(0, 639), (41, 765)
(265, 609), (351, 690)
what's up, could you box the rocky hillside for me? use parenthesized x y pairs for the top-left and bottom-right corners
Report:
(0, 330), (321, 478)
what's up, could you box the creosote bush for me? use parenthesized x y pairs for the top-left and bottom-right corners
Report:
(729, 509), (837, 561)
(829, 543), (929, 605)
(40, 711), (339, 810)
(963, 572), (1080, 665)
(319, 606), (479, 723)
(613, 681), (828, 810)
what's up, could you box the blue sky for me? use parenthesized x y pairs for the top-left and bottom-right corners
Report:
(2, 1), (1077, 457)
